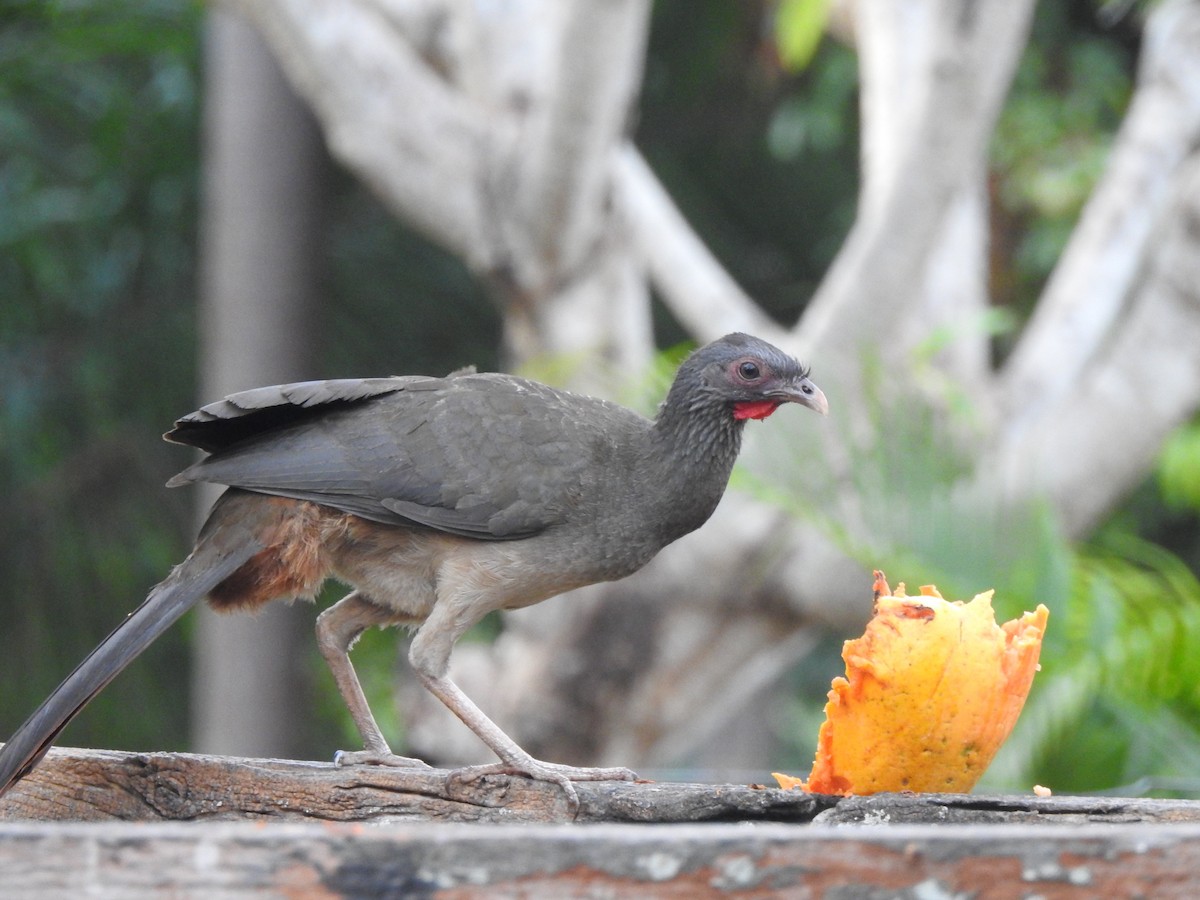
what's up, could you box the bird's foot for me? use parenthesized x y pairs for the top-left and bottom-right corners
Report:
(525, 761), (638, 782)
(448, 758), (637, 816)
(333, 748), (434, 770)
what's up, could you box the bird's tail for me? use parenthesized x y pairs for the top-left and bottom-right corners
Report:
(0, 522), (265, 798)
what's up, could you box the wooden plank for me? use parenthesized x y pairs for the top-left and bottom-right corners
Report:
(1, 819), (1199, 897)
(4, 746), (1200, 827)
(3, 748), (1200, 895)
(0, 747), (832, 824)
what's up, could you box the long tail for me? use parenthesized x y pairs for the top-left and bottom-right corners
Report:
(0, 530), (264, 798)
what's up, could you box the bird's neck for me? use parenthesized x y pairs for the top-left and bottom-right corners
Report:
(650, 395), (745, 491)
(640, 398), (745, 544)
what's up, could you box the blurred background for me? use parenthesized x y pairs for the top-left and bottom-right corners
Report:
(3, 0), (1200, 797)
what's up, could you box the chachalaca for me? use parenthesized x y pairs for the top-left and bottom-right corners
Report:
(0, 333), (827, 808)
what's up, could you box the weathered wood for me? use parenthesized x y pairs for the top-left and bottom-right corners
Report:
(4, 748), (1200, 895)
(2, 819), (1200, 897)
(819, 791), (1200, 827)
(0, 747), (831, 824)
(3, 746), (1200, 829)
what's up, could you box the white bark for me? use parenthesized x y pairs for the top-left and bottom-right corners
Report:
(796, 0), (1036, 373)
(513, 0), (651, 284)
(228, 0), (655, 371)
(230, 0), (496, 268)
(994, 153), (1200, 537)
(1000, 0), (1200, 433)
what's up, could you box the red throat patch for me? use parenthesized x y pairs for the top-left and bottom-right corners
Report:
(733, 400), (782, 421)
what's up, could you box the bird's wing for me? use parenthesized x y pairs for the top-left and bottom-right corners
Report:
(166, 377), (427, 453)
(168, 374), (644, 539)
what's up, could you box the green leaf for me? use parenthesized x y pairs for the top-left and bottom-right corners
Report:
(1158, 421), (1200, 512)
(775, 0), (832, 71)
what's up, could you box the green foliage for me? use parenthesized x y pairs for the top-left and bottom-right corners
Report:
(0, 0), (204, 749)
(991, 533), (1200, 795)
(984, 4), (1200, 795)
(766, 49), (857, 162)
(990, 1), (1136, 321)
(773, 0), (833, 72)
(1157, 420), (1200, 513)
(642, 0), (859, 329)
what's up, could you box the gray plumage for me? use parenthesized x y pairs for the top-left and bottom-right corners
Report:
(0, 333), (826, 804)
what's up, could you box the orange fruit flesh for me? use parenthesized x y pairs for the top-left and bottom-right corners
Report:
(775, 572), (1048, 795)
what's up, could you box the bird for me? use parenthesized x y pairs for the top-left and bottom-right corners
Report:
(0, 332), (827, 809)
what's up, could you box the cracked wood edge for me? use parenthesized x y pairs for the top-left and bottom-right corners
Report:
(2, 746), (1198, 827)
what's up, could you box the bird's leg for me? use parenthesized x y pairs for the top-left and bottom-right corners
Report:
(417, 672), (638, 784)
(315, 591), (430, 769)
(408, 605), (636, 810)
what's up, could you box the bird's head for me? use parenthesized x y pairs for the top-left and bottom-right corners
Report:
(670, 333), (828, 422)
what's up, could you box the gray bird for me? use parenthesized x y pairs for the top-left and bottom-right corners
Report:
(0, 333), (827, 809)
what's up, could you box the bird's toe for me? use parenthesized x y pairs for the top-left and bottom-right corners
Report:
(333, 749), (434, 769)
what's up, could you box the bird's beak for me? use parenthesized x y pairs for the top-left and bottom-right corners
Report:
(775, 377), (829, 416)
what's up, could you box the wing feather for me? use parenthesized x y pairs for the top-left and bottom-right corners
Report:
(167, 373), (649, 540)
(166, 377), (429, 453)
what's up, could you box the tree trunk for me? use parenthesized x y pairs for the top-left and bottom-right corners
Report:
(192, 8), (328, 759)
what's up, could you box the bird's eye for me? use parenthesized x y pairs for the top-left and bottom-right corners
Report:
(738, 361), (761, 381)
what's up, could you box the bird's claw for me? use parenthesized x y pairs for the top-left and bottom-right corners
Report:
(333, 748), (434, 769)
(536, 762), (638, 782)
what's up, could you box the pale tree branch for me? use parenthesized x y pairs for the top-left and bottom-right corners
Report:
(520, 226), (655, 378)
(495, 0), (657, 370)
(363, 0), (461, 68)
(993, 152), (1200, 538)
(514, 0), (652, 285)
(854, 0), (935, 212)
(797, 0), (1035, 375)
(366, 0), (564, 108)
(226, 0), (499, 269)
(999, 0), (1200, 433)
(226, 0), (656, 372)
(855, 0), (993, 388)
(612, 145), (787, 345)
